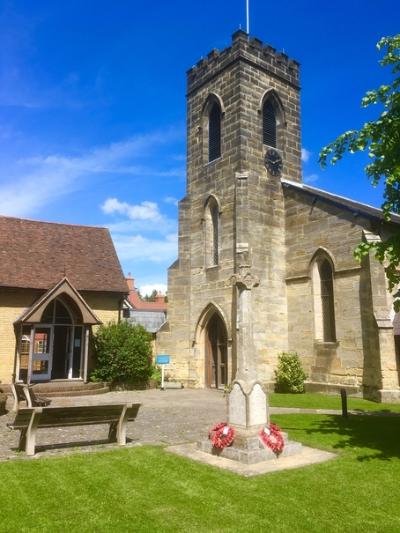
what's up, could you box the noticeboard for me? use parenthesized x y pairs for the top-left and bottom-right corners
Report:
(156, 354), (170, 365)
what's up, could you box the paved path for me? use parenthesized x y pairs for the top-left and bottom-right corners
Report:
(1, 389), (399, 462)
(0, 389), (228, 461)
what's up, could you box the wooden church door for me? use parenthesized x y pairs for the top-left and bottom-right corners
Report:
(205, 314), (228, 388)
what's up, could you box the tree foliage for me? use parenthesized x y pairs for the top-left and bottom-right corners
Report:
(319, 34), (400, 309)
(91, 321), (153, 385)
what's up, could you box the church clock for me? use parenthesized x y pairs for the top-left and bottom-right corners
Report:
(265, 148), (282, 176)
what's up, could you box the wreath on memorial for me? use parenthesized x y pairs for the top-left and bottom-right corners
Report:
(259, 422), (285, 455)
(208, 422), (235, 449)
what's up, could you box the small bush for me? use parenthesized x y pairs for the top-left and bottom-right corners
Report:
(274, 352), (307, 393)
(0, 392), (6, 414)
(91, 322), (152, 386)
(150, 366), (162, 385)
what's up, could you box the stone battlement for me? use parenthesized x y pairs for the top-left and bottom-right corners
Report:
(187, 30), (300, 94)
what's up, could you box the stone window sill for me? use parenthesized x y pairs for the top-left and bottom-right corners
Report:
(314, 340), (340, 348)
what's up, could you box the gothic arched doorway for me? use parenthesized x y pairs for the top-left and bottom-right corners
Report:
(205, 313), (228, 388)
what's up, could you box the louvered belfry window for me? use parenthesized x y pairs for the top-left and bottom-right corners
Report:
(319, 260), (336, 342)
(263, 101), (277, 147)
(209, 103), (221, 162)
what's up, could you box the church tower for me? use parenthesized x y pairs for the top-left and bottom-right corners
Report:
(157, 30), (301, 388)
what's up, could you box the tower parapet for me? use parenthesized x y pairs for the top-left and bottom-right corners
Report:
(187, 30), (300, 95)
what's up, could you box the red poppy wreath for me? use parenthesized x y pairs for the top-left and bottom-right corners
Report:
(259, 422), (285, 455)
(208, 422), (235, 449)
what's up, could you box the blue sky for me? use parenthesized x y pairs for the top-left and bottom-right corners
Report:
(0, 1), (398, 294)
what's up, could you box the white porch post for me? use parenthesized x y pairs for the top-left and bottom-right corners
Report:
(83, 326), (90, 382)
(27, 326), (34, 385)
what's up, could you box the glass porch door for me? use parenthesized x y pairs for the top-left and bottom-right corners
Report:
(31, 326), (53, 381)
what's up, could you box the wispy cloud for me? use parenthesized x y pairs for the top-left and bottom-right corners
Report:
(304, 173), (319, 184)
(301, 148), (311, 163)
(0, 128), (184, 217)
(164, 196), (179, 206)
(101, 194), (178, 263)
(112, 233), (178, 263)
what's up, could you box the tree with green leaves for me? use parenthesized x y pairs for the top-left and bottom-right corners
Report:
(320, 34), (400, 309)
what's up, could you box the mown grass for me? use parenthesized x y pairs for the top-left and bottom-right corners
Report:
(269, 392), (400, 412)
(0, 413), (399, 532)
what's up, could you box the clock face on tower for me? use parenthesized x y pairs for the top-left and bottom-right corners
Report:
(265, 148), (282, 176)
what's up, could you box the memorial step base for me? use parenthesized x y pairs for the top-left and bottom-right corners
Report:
(197, 432), (303, 465)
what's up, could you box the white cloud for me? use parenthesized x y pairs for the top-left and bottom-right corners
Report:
(0, 128), (183, 217)
(102, 198), (163, 222)
(164, 196), (179, 206)
(301, 148), (311, 163)
(112, 233), (178, 263)
(140, 284), (168, 296)
(303, 173), (319, 184)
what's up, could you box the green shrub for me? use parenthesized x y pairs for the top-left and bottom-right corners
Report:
(91, 322), (152, 385)
(150, 366), (162, 385)
(0, 392), (6, 414)
(274, 352), (307, 393)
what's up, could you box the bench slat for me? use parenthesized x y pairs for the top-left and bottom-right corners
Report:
(8, 404), (141, 429)
(7, 402), (141, 455)
(8, 409), (36, 429)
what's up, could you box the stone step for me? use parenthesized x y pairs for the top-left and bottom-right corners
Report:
(198, 434), (303, 465)
(39, 386), (111, 397)
(31, 382), (110, 397)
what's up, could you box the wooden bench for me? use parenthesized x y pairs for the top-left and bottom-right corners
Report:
(7, 403), (141, 456)
(11, 383), (51, 411)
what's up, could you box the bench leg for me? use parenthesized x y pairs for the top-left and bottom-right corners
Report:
(25, 411), (41, 456)
(116, 405), (129, 445)
(18, 428), (27, 451)
(108, 422), (117, 442)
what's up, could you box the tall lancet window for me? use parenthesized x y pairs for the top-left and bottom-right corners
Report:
(312, 253), (336, 342)
(208, 103), (221, 162)
(204, 196), (220, 267)
(262, 100), (277, 147)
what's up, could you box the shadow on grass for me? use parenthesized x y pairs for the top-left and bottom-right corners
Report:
(284, 415), (400, 461)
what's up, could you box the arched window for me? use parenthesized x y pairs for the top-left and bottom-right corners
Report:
(204, 197), (220, 267)
(208, 103), (221, 162)
(263, 100), (277, 147)
(312, 253), (336, 342)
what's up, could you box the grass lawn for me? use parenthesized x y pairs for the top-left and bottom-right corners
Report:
(1, 414), (400, 532)
(269, 392), (400, 412)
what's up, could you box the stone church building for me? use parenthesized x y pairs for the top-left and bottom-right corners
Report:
(157, 30), (400, 402)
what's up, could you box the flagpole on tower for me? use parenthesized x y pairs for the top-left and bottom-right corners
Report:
(246, 0), (250, 34)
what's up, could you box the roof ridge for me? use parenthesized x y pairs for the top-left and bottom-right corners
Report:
(0, 214), (108, 230)
(281, 178), (400, 223)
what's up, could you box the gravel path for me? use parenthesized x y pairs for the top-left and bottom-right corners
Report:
(0, 389), (228, 461)
(2, 390), (398, 462)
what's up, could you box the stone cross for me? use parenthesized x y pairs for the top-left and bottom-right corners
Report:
(226, 269), (268, 431)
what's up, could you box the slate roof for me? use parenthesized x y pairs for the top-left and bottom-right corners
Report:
(281, 179), (400, 224)
(0, 215), (127, 293)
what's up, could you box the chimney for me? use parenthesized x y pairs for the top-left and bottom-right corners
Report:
(155, 292), (165, 304)
(126, 273), (135, 293)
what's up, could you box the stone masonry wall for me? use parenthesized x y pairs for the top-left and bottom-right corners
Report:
(157, 31), (302, 386)
(283, 187), (393, 391)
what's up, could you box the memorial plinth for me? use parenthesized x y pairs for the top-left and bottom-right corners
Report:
(197, 268), (303, 465)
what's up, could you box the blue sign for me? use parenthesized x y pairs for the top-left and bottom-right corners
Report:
(156, 355), (170, 365)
